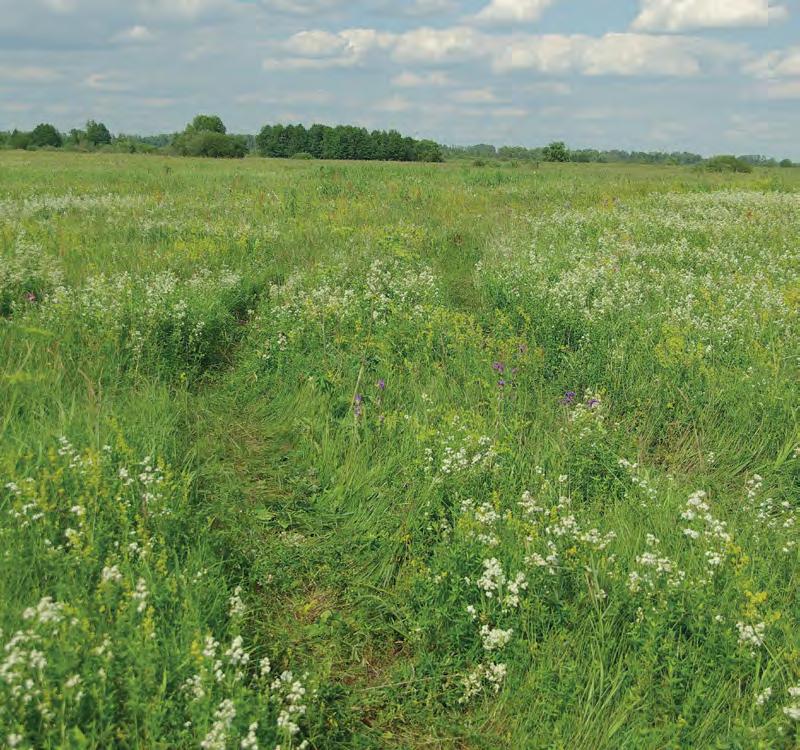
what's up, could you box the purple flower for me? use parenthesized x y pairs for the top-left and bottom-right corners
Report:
(498, 379), (506, 389)
(376, 379), (386, 391)
(24, 292), (37, 303)
(560, 391), (576, 405)
(354, 394), (363, 418)
(492, 361), (505, 374)
(586, 398), (600, 409)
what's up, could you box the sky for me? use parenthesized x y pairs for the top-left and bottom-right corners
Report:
(0, 0), (799, 157)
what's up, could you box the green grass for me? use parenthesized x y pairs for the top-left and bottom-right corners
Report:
(1, 151), (798, 749)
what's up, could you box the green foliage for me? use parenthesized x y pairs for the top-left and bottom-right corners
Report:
(174, 131), (247, 159)
(186, 114), (227, 135)
(256, 122), (441, 162)
(704, 154), (754, 173)
(780, 158), (794, 168)
(290, 151), (314, 160)
(174, 115), (246, 158)
(1, 151), (799, 749)
(542, 140), (569, 162)
(29, 123), (63, 148)
(86, 120), (112, 146)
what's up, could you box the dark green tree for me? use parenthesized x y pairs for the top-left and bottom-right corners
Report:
(186, 115), (226, 135)
(29, 123), (63, 148)
(86, 120), (112, 146)
(543, 141), (569, 162)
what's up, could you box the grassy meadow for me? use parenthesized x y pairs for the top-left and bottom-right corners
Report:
(1, 150), (799, 749)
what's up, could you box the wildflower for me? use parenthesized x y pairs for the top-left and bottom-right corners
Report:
(200, 699), (237, 750)
(560, 391), (576, 405)
(354, 394), (363, 418)
(132, 578), (148, 613)
(480, 625), (513, 651)
(376, 378), (386, 390)
(755, 687), (772, 707)
(736, 621), (766, 651)
(101, 565), (123, 584)
(241, 722), (259, 749)
(492, 361), (505, 374)
(784, 687), (800, 720)
(229, 586), (245, 619)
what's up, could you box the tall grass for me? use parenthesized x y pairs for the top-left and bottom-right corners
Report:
(1, 151), (798, 748)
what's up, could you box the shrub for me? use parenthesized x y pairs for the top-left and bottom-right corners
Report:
(291, 151), (314, 160)
(704, 155), (754, 173)
(173, 132), (247, 159)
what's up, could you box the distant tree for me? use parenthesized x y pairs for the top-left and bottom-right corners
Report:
(9, 129), (32, 150)
(780, 158), (794, 168)
(29, 123), (63, 148)
(414, 139), (443, 163)
(186, 115), (226, 135)
(543, 141), (569, 162)
(258, 121), (443, 163)
(174, 131), (246, 158)
(86, 120), (112, 146)
(66, 128), (87, 146)
(704, 155), (753, 173)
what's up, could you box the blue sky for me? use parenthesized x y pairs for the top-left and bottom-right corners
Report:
(1, 0), (799, 157)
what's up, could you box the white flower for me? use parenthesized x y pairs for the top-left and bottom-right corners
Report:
(132, 578), (148, 613)
(480, 624), (513, 651)
(755, 687), (772, 707)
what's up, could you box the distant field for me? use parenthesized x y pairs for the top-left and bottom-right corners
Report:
(1, 151), (798, 749)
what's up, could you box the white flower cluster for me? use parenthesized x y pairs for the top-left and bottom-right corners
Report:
(784, 686), (800, 721)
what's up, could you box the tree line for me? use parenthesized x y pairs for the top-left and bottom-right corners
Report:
(444, 142), (795, 168)
(0, 115), (443, 163)
(0, 116), (794, 168)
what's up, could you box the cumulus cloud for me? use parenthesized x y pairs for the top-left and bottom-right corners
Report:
(493, 33), (744, 76)
(746, 47), (800, 78)
(632, 0), (788, 32)
(474, 0), (556, 24)
(267, 25), (744, 77)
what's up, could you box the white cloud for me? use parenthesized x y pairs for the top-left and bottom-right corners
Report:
(474, 0), (556, 24)
(392, 70), (451, 87)
(450, 87), (498, 103)
(285, 30), (351, 57)
(746, 47), (800, 78)
(112, 25), (156, 43)
(268, 27), (742, 77)
(632, 0), (788, 32)
(493, 33), (744, 76)
(391, 26), (483, 63)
